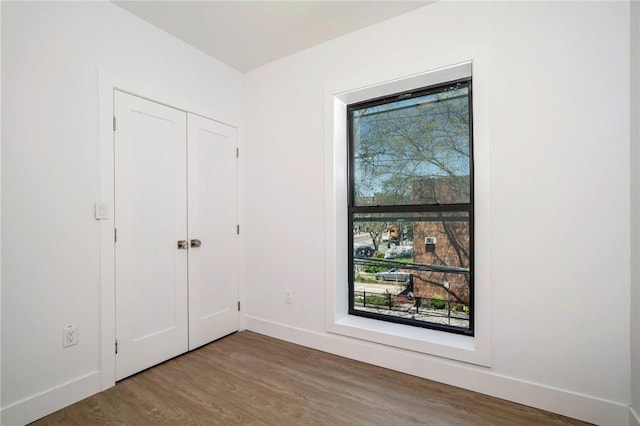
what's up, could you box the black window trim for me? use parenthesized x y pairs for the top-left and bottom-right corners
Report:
(346, 77), (475, 336)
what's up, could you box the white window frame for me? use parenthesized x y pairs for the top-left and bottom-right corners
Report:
(323, 60), (492, 366)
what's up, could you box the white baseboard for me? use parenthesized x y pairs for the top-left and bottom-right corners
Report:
(630, 407), (640, 426)
(245, 315), (629, 426)
(1, 371), (101, 426)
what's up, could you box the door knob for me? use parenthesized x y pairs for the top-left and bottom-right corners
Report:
(190, 239), (202, 248)
(177, 240), (188, 249)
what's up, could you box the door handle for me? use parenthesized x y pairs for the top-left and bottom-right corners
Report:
(190, 239), (202, 248)
(177, 240), (188, 250)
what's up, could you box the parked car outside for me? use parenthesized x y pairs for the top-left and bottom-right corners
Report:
(375, 268), (411, 282)
(384, 248), (414, 259)
(355, 246), (375, 258)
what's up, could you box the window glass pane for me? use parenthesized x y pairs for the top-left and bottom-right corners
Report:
(352, 211), (470, 331)
(352, 85), (470, 206)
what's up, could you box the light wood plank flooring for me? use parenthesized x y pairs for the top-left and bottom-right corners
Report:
(31, 331), (592, 425)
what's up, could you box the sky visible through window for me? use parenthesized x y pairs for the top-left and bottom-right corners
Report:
(352, 85), (470, 206)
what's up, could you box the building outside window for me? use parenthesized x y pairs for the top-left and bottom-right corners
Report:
(347, 78), (474, 335)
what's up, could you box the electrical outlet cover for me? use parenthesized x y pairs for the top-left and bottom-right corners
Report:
(63, 325), (79, 347)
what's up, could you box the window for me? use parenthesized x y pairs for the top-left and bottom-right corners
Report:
(347, 78), (473, 335)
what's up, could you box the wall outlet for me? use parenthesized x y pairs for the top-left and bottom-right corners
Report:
(63, 325), (79, 348)
(285, 289), (293, 304)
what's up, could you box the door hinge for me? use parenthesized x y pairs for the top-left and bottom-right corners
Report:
(114, 228), (117, 243)
(238, 301), (241, 311)
(113, 116), (116, 131)
(115, 340), (118, 354)
(236, 147), (239, 158)
(237, 224), (240, 235)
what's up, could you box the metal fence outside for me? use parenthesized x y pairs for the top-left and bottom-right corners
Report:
(353, 290), (469, 327)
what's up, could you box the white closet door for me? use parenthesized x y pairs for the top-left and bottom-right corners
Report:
(114, 91), (188, 380)
(187, 113), (239, 350)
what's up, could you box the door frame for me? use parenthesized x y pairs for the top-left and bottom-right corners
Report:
(98, 70), (243, 391)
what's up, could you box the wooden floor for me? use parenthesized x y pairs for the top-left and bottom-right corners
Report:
(32, 331), (592, 426)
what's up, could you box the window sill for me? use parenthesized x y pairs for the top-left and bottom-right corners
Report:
(327, 314), (489, 366)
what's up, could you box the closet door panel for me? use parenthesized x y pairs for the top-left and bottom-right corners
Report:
(187, 113), (239, 350)
(114, 91), (189, 380)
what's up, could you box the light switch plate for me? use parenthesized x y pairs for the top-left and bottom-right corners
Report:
(95, 202), (109, 220)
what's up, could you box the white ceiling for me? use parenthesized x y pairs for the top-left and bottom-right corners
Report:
(113, 1), (431, 72)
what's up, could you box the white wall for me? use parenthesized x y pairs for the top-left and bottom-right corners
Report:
(631, 2), (640, 424)
(1, 2), (242, 424)
(243, 2), (631, 425)
(1, 1), (635, 426)
(0, 4), (3, 425)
